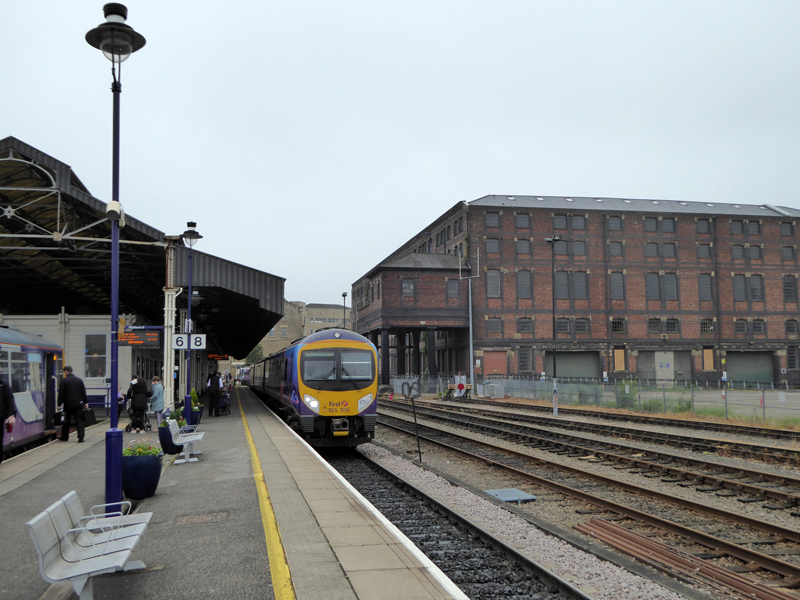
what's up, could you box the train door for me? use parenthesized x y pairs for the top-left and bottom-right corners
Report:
(45, 353), (60, 430)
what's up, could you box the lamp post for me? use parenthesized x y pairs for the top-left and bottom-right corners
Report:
(545, 235), (561, 417)
(342, 292), (347, 330)
(86, 3), (146, 507)
(182, 222), (202, 423)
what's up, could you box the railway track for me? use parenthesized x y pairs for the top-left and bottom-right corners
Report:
(439, 397), (800, 443)
(385, 398), (800, 464)
(381, 400), (800, 511)
(377, 412), (800, 600)
(321, 449), (593, 600)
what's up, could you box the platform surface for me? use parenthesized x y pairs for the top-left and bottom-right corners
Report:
(0, 386), (464, 600)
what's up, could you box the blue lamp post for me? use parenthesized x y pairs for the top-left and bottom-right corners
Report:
(182, 222), (202, 423)
(85, 3), (146, 506)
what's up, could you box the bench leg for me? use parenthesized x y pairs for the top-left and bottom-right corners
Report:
(175, 442), (199, 464)
(73, 577), (93, 600)
(124, 560), (146, 571)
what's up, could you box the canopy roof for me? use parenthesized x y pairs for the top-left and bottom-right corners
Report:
(0, 137), (283, 357)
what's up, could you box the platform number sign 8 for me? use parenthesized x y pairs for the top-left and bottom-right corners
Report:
(190, 334), (207, 349)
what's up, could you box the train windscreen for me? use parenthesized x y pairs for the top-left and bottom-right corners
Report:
(341, 350), (372, 381)
(301, 347), (374, 390)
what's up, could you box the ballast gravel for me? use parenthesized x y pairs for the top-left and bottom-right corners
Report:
(358, 443), (691, 600)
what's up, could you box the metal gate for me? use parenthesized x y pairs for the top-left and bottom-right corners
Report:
(724, 351), (773, 383)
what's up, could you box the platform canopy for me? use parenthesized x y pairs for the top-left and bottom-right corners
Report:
(0, 136), (284, 358)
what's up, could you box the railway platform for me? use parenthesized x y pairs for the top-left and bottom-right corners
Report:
(0, 386), (464, 600)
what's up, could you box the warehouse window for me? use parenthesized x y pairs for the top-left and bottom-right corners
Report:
(748, 246), (762, 260)
(697, 244), (711, 259)
(517, 318), (532, 333)
(731, 221), (743, 235)
(789, 347), (800, 370)
(486, 270), (501, 298)
(746, 221), (760, 235)
(731, 245), (744, 259)
(572, 215), (586, 230)
(663, 243), (676, 258)
(572, 240), (587, 256)
(573, 271), (588, 299)
(518, 346), (533, 372)
(785, 275), (798, 302)
(698, 273), (713, 302)
(575, 319), (589, 333)
(516, 239), (531, 255)
(517, 270), (532, 299)
(665, 319), (679, 334)
(644, 217), (658, 232)
(556, 319), (570, 333)
(701, 319), (714, 333)
(664, 273), (678, 300)
(486, 238), (501, 254)
(553, 214), (568, 229)
(611, 318), (626, 333)
(646, 273), (660, 299)
(609, 241), (623, 257)
(696, 219), (710, 234)
(402, 279), (415, 297)
(648, 319), (661, 333)
(787, 320), (799, 335)
(485, 212), (500, 227)
(645, 243), (658, 257)
(752, 320), (766, 334)
(554, 240), (568, 255)
(486, 318), (502, 333)
(516, 213), (530, 229)
(735, 320), (748, 334)
(781, 222), (794, 236)
(555, 271), (569, 299)
(608, 216), (622, 231)
(661, 218), (676, 233)
(446, 279), (460, 298)
(749, 275), (764, 301)
(782, 247), (795, 261)
(609, 272), (625, 300)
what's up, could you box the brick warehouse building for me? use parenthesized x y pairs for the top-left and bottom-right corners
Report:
(352, 195), (800, 386)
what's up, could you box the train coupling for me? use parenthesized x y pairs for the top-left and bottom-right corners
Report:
(332, 418), (350, 437)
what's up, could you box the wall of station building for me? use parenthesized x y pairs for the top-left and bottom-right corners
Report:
(357, 200), (800, 385)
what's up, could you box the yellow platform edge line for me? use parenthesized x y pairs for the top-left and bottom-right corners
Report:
(237, 387), (296, 600)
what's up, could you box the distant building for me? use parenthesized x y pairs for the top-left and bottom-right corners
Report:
(353, 195), (800, 386)
(255, 300), (352, 358)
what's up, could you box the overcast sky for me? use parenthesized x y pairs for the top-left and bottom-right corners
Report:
(4, 2), (800, 305)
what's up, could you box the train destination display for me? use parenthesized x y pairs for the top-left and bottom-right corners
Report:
(119, 330), (161, 347)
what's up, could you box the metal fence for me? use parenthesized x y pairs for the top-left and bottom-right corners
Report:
(386, 375), (800, 422)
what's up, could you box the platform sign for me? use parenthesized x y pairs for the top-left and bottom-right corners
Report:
(208, 353), (228, 360)
(119, 330), (160, 348)
(172, 334), (207, 350)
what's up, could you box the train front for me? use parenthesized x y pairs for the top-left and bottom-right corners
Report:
(294, 330), (377, 446)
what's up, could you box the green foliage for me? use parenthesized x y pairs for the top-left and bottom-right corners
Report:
(642, 399), (664, 413)
(123, 440), (162, 456)
(245, 345), (265, 365)
(190, 388), (201, 408)
(162, 409), (187, 428)
(673, 400), (693, 413)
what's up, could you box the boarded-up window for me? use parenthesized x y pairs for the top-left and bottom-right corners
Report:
(554, 240), (568, 255)
(486, 238), (501, 254)
(609, 242), (623, 256)
(573, 241), (587, 256)
(733, 274), (746, 301)
(781, 222), (794, 236)
(608, 216), (622, 230)
(555, 271), (569, 299)
(750, 275), (764, 301)
(664, 273), (678, 300)
(486, 318), (502, 333)
(699, 273), (713, 301)
(516, 214), (530, 228)
(748, 246), (762, 260)
(663, 243), (676, 258)
(746, 221), (760, 235)
(573, 272), (588, 299)
(614, 348), (626, 371)
(782, 246), (795, 261)
(697, 244), (710, 258)
(609, 272), (624, 300)
(644, 218), (658, 232)
(518, 346), (532, 372)
(696, 219), (710, 233)
(731, 220), (743, 235)
(646, 273), (660, 299)
(485, 212), (500, 227)
(486, 270), (501, 298)
(703, 348), (714, 370)
(517, 271), (531, 299)
(662, 218), (675, 233)
(553, 214), (568, 229)
(446, 279), (460, 298)
(516, 239), (531, 255)
(572, 215), (586, 230)
(645, 243), (658, 257)
(732, 245), (744, 259)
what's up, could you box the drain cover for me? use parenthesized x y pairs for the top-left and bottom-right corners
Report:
(484, 488), (537, 504)
(175, 512), (229, 525)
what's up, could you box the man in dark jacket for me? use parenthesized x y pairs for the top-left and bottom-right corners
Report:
(58, 366), (87, 442)
(0, 363), (17, 467)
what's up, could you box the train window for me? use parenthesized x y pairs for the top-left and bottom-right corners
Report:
(341, 350), (373, 380)
(303, 350), (336, 381)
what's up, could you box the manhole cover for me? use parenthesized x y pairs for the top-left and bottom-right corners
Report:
(176, 512), (229, 525)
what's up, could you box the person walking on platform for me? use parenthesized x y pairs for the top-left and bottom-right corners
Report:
(127, 375), (149, 434)
(58, 366), (87, 443)
(1, 364), (17, 467)
(149, 376), (165, 426)
(207, 372), (224, 417)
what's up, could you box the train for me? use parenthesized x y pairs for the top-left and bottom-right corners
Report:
(1, 326), (63, 459)
(249, 329), (377, 447)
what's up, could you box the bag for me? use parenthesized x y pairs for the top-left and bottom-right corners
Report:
(54, 411), (63, 426)
(83, 407), (97, 426)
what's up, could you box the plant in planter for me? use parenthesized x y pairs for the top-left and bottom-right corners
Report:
(121, 439), (163, 499)
(190, 388), (203, 425)
(158, 413), (185, 455)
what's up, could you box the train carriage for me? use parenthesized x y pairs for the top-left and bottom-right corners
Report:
(251, 329), (377, 447)
(1, 326), (63, 458)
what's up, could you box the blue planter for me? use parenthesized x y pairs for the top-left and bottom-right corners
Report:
(158, 426), (183, 455)
(191, 409), (202, 426)
(121, 454), (162, 499)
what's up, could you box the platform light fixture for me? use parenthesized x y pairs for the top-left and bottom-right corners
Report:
(544, 234), (561, 417)
(86, 2), (146, 507)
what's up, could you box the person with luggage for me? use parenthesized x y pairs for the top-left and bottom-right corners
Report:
(58, 366), (87, 443)
(126, 375), (149, 433)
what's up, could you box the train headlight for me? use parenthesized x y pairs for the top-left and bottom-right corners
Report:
(303, 394), (321, 414)
(357, 393), (374, 412)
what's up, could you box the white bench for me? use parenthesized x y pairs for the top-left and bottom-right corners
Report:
(62, 491), (151, 538)
(27, 494), (148, 600)
(168, 419), (205, 464)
